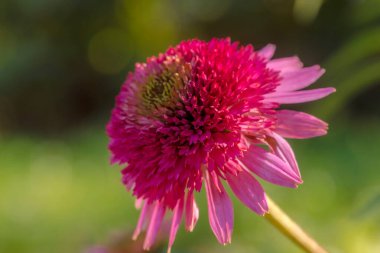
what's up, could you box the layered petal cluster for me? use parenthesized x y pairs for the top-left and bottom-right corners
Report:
(106, 38), (334, 251)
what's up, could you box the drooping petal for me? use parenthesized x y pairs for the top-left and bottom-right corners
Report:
(276, 65), (325, 92)
(267, 56), (303, 73)
(257, 44), (276, 60)
(168, 197), (184, 253)
(143, 201), (166, 250)
(268, 132), (300, 178)
(275, 110), (328, 139)
(263, 87), (335, 104)
(204, 170), (234, 245)
(185, 191), (199, 232)
(132, 202), (150, 240)
(240, 146), (302, 188)
(226, 166), (268, 215)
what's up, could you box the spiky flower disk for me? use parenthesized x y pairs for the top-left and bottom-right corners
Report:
(106, 38), (335, 251)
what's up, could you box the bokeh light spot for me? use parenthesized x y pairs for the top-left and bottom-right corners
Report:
(293, 0), (324, 25)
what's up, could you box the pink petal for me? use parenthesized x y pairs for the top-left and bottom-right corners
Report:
(258, 44), (276, 60)
(240, 146), (302, 188)
(269, 132), (301, 178)
(263, 87), (335, 104)
(132, 202), (150, 240)
(267, 56), (303, 73)
(277, 65), (325, 92)
(135, 198), (144, 209)
(226, 166), (268, 215)
(275, 110), (328, 139)
(143, 202), (166, 250)
(168, 197), (184, 253)
(204, 170), (234, 245)
(185, 191), (199, 232)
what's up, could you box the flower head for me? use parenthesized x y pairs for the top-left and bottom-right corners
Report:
(106, 38), (335, 251)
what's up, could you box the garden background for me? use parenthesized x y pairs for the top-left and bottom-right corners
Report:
(1, 0), (380, 252)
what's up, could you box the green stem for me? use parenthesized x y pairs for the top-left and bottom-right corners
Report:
(265, 196), (328, 253)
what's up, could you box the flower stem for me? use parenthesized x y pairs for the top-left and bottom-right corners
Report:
(265, 196), (328, 253)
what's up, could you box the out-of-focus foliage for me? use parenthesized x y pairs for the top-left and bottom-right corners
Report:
(1, 0), (380, 252)
(314, 0), (380, 118)
(2, 124), (380, 253)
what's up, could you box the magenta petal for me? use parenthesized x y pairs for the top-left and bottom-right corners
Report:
(269, 132), (301, 178)
(241, 146), (302, 188)
(267, 56), (303, 73)
(204, 170), (234, 245)
(143, 202), (166, 250)
(168, 197), (184, 252)
(275, 110), (328, 139)
(185, 191), (199, 232)
(258, 44), (276, 60)
(277, 65), (325, 92)
(226, 168), (268, 215)
(132, 202), (150, 240)
(263, 87), (335, 104)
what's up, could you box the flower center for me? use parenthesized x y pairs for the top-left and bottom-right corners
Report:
(139, 57), (192, 116)
(141, 70), (179, 110)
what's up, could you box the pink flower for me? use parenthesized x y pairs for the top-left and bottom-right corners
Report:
(106, 38), (335, 251)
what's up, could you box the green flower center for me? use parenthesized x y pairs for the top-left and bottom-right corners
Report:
(141, 70), (179, 110)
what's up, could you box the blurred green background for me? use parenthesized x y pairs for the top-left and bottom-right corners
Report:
(1, 0), (380, 252)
